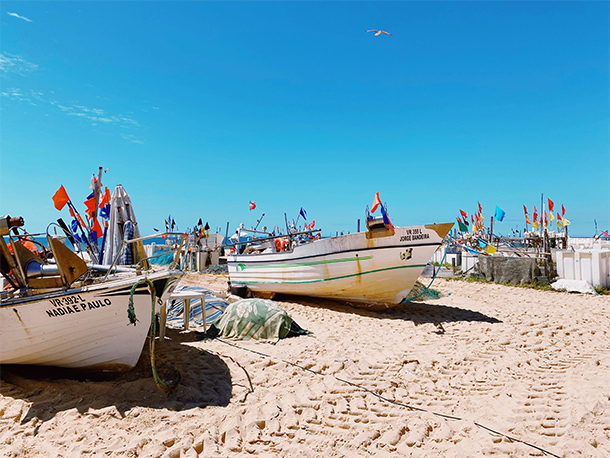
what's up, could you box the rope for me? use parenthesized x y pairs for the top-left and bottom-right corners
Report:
(211, 336), (560, 457)
(128, 279), (181, 393)
(402, 234), (453, 303)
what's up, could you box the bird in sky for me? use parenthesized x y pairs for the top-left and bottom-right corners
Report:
(366, 29), (392, 36)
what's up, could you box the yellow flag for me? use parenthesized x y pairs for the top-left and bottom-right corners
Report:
(550, 212), (555, 222)
(487, 244), (497, 254)
(557, 219), (562, 231)
(563, 217), (571, 227)
(533, 220), (540, 229)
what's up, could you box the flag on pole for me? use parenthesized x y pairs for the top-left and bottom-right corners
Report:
(52, 185), (70, 210)
(457, 218), (468, 233)
(380, 204), (391, 225)
(91, 217), (103, 239)
(459, 209), (468, 220)
(299, 207), (307, 220)
(99, 187), (111, 208)
(84, 195), (97, 218)
(494, 206), (505, 222)
(561, 204), (565, 216)
(249, 201), (256, 210)
(487, 244), (497, 254)
(557, 213), (563, 231)
(562, 217), (571, 227)
(544, 211), (548, 229)
(549, 212), (555, 222)
(523, 205), (528, 215)
(548, 198), (554, 212)
(371, 192), (382, 213)
(525, 214), (531, 225)
(601, 230), (610, 238)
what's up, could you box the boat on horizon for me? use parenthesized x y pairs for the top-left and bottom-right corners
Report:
(226, 202), (453, 310)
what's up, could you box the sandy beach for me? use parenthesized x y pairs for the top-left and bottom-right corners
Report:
(1, 274), (608, 457)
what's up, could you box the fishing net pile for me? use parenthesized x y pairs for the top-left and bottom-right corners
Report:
(207, 298), (309, 341)
(404, 281), (443, 301)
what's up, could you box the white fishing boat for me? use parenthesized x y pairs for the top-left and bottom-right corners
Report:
(227, 210), (452, 310)
(0, 214), (183, 372)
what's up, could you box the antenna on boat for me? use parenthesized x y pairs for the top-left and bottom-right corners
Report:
(254, 213), (265, 231)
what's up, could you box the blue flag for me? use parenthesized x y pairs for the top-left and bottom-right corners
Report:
(299, 207), (307, 220)
(100, 204), (110, 219)
(380, 204), (391, 225)
(494, 206), (505, 222)
(463, 245), (479, 254)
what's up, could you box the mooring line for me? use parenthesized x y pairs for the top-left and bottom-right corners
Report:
(212, 337), (560, 457)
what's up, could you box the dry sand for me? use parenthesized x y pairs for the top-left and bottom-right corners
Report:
(1, 274), (608, 457)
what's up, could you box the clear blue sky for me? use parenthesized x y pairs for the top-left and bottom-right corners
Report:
(1, 1), (608, 238)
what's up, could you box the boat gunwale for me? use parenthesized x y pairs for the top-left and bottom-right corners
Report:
(227, 241), (443, 265)
(1, 269), (182, 307)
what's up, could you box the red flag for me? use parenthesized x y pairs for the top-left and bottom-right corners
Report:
(523, 205), (528, 215)
(525, 215), (531, 225)
(533, 206), (538, 220)
(91, 218), (103, 239)
(249, 201), (256, 210)
(601, 230), (610, 238)
(84, 196), (97, 218)
(547, 198), (554, 212)
(310, 220), (315, 229)
(52, 185), (70, 210)
(69, 206), (76, 218)
(100, 187), (111, 208)
(371, 192), (382, 213)
(557, 213), (563, 222)
(561, 204), (565, 216)
(478, 202), (482, 213)
(459, 209), (468, 220)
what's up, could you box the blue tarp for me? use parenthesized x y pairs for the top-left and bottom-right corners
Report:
(165, 283), (229, 329)
(149, 251), (175, 266)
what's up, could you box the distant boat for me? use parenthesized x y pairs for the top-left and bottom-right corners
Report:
(226, 211), (452, 310)
(0, 215), (183, 371)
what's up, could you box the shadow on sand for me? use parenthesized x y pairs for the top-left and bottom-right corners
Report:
(0, 328), (232, 424)
(275, 293), (502, 327)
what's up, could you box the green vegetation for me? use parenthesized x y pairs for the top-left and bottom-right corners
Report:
(449, 274), (555, 291)
(594, 286), (609, 295)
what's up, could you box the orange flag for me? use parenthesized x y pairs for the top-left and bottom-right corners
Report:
(99, 187), (111, 208)
(84, 196), (97, 217)
(52, 185), (70, 210)
(92, 218), (104, 239)
(249, 201), (256, 210)
(371, 192), (382, 213)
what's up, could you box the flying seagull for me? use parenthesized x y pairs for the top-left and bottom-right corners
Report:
(366, 29), (392, 36)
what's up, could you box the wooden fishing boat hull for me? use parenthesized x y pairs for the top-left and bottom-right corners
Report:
(0, 270), (182, 371)
(227, 223), (452, 309)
